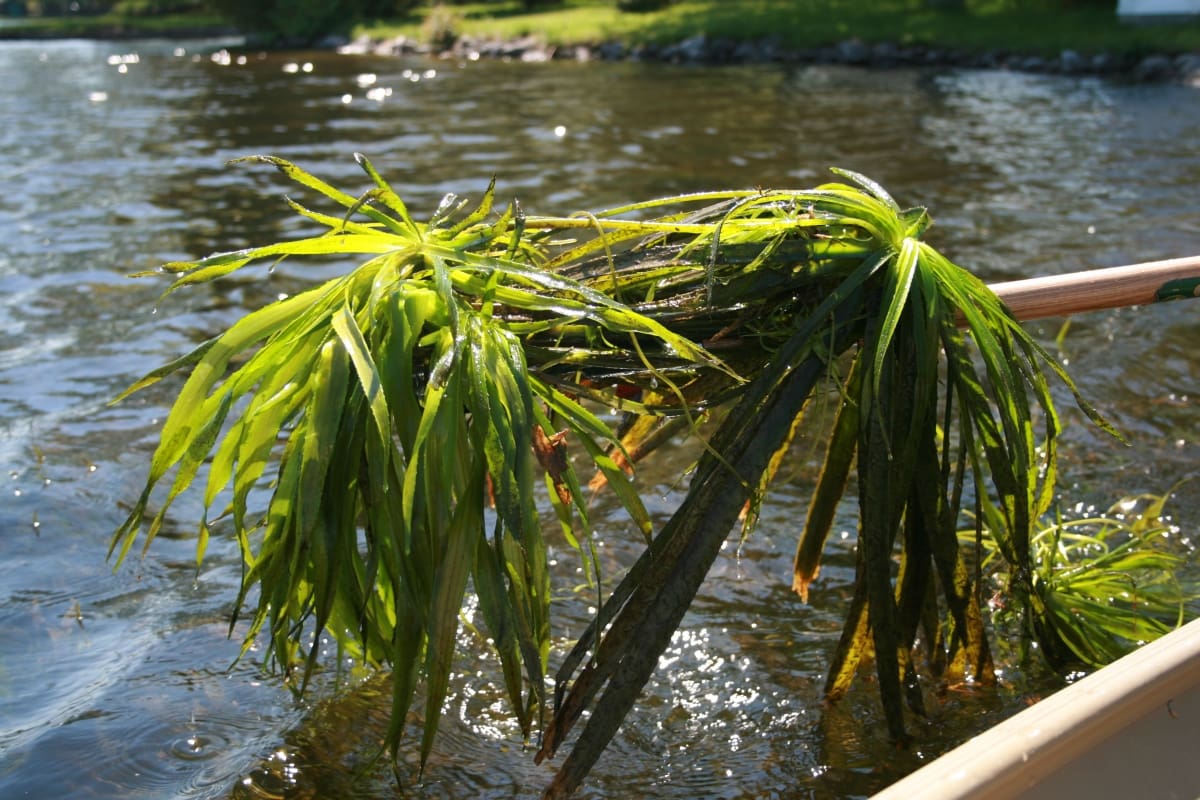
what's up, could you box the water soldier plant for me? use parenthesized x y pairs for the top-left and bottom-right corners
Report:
(111, 154), (1173, 798)
(968, 485), (1194, 672)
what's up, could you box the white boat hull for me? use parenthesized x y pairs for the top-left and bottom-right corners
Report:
(874, 616), (1200, 799)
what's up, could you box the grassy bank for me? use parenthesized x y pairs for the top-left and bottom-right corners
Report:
(359, 0), (1200, 58)
(3, 1), (1199, 56)
(0, 12), (233, 40)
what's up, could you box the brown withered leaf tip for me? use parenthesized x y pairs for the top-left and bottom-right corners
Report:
(532, 425), (572, 506)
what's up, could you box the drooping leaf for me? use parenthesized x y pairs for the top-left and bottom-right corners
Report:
(110, 158), (1132, 797)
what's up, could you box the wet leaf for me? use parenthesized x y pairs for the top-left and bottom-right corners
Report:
(110, 158), (1130, 795)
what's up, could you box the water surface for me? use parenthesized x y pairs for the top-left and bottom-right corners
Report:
(0, 39), (1197, 799)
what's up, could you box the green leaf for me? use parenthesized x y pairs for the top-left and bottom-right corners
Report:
(869, 236), (916, 404)
(112, 159), (1136, 795)
(792, 357), (861, 602)
(355, 152), (421, 238)
(332, 304), (392, 444)
(420, 457), (483, 770)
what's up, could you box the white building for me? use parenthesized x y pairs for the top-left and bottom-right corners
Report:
(1117, 0), (1200, 18)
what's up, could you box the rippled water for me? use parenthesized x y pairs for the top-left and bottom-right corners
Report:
(0, 38), (1197, 799)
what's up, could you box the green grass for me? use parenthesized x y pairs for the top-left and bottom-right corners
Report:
(360, 0), (1200, 58)
(8, 1), (1199, 55)
(0, 12), (231, 39)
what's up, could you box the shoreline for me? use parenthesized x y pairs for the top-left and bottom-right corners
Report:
(340, 30), (1200, 84)
(3, 22), (1197, 84)
(0, 24), (240, 41)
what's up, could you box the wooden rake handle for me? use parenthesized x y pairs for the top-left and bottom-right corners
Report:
(986, 254), (1200, 322)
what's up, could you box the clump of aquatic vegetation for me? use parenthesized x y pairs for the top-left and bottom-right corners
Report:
(970, 484), (1197, 671)
(109, 154), (1188, 798)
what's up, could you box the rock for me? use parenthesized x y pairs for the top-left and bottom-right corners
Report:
(1173, 52), (1200, 78)
(337, 34), (374, 55)
(836, 38), (870, 65)
(374, 35), (420, 56)
(1060, 49), (1086, 74)
(521, 48), (551, 62)
(809, 45), (838, 64)
(1090, 52), (1117, 73)
(313, 33), (350, 50)
(502, 34), (545, 59)
(567, 45), (592, 62)
(732, 36), (780, 63)
(1133, 54), (1173, 81)
(921, 48), (945, 65)
(1019, 55), (1047, 72)
(667, 34), (709, 63)
(706, 37), (738, 63)
(628, 43), (657, 62)
(338, 30), (1197, 87)
(976, 49), (1004, 69)
(948, 50), (973, 66)
(598, 41), (626, 60)
(871, 41), (900, 66)
(473, 38), (508, 59)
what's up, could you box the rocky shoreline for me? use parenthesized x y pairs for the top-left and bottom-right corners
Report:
(339, 31), (1200, 85)
(4, 20), (1196, 83)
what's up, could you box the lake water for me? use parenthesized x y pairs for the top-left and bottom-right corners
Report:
(0, 37), (1197, 800)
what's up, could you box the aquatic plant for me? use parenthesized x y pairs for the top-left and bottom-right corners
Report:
(110, 154), (1133, 797)
(970, 485), (1196, 671)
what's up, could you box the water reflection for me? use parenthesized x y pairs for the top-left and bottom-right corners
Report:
(0, 38), (1196, 800)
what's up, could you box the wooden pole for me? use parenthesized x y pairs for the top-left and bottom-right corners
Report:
(985, 254), (1200, 322)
